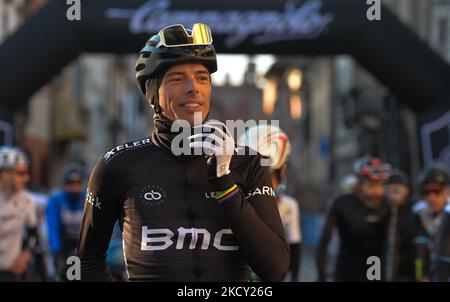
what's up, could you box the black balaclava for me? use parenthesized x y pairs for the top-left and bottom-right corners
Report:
(147, 77), (178, 151)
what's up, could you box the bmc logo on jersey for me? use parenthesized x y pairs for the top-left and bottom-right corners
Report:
(141, 227), (239, 251)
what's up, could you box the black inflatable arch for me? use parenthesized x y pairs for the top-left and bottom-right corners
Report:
(1, 0), (449, 114)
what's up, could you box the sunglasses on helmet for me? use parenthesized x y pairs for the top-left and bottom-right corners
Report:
(156, 23), (213, 48)
(360, 163), (392, 181)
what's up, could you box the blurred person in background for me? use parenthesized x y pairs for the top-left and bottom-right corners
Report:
(412, 167), (450, 282)
(384, 169), (415, 282)
(239, 125), (302, 282)
(0, 146), (40, 282)
(317, 156), (391, 281)
(432, 201), (450, 282)
(106, 223), (128, 282)
(11, 150), (47, 281)
(46, 162), (85, 281)
(339, 174), (358, 194)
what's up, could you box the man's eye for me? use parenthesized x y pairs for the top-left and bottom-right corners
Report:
(169, 77), (182, 82)
(198, 76), (209, 82)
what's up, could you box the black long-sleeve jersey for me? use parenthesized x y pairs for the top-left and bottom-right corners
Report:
(77, 136), (289, 282)
(432, 205), (450, 281)
(316, 193), (391, 281)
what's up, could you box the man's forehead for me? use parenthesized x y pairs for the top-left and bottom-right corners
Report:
(363, 179), (385, 186)
(423, 183), (446, 191)
(165, 63), (209, 75)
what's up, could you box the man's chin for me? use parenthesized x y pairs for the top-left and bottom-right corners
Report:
(363, 197), (383, 208)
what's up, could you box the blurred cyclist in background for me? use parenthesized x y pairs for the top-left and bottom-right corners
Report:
(11, 150), (47, 281)
(339, 174), (358, 194)
(317, 156), (391, 281)
(384, 168), (415, 281)
(239, 125), (302, 282)
(0, 146), (40, 282)
(432, 201), (450, 281)
(412, 167), (450, 282)
(106, 223), (128, 282)
(46, 162), (85, 281)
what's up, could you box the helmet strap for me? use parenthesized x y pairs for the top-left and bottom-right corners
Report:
(146, 78), (164, 117)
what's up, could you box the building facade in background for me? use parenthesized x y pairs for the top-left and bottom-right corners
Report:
(1, 0), (449, 199)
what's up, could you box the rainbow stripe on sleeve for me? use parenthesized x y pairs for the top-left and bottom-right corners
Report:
(214, 184), (240, 204)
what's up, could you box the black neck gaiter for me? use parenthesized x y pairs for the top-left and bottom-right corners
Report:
(152, 114), (204, 161)
(152, 114), (178, 151)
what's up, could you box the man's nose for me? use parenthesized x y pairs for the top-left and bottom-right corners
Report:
(184, 76), (199, 94)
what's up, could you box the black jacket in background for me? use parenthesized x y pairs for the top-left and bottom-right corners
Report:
(317, 193), (391, 282)
(385, 199), (415, 281)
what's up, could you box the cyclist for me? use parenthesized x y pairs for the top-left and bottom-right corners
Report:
(77, 23), (289, 281)
(432, 201), (450, 281)
(0, 146), (39, 282)
(317, 156), (391, 281)
(412, 167), (450, 281)
(239, 124), (302, 282)
(384, 168), (415, 281)
(11, 150), (47, 281)
(46, 162), (85, 280)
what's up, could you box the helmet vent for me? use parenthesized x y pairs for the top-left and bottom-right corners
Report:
(136, 64), (146, 72)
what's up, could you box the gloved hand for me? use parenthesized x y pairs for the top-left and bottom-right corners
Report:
(188, 120), (236, 179)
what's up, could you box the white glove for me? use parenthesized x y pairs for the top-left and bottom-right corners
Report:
(188, 120), (235, 178)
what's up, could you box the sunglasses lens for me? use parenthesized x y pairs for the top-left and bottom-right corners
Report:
(192, 23), (213, 45)
(161, 25), (190, 46)
(159, 23), (212, 47)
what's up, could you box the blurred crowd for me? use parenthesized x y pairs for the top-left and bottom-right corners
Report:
(0, 146), (125, 282)
(0, 144), (449, 282)
(316, 157), (450, 282)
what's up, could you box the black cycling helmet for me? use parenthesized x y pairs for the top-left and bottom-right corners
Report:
(135, 23), (217, 100)
(386, 168), (409, 186)
(420, 167), (450, 189)
(63, 162), (84, 185)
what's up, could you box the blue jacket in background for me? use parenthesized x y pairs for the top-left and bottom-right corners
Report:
(46, 190), (86, 256)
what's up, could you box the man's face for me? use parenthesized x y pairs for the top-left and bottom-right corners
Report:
(0, 169), (16, 193)
(424, 185), (449, 213)
(386, 183), (409, 206)
(359, 179), (385, 208)
(13, 164), (30, 191)
(64, 182), (83, 193)
(157, 63), (211, 125)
